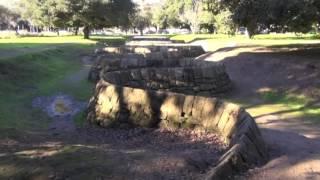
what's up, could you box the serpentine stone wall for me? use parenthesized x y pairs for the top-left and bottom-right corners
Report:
(101, 66), (231, 96)
(89, 45), (232, 97)
(87, 83), (269, 179)
(87, 42), (268, 179)
(90, 46), (206, 83)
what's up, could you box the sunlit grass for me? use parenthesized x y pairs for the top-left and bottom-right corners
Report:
(0, 36), (94, 44)
(171, 33), (320, 48)
(0, 35), (127, 59)
(171, 33), (320, 42)
(244, 91), (320, 123)
(0, 35), (126, 44)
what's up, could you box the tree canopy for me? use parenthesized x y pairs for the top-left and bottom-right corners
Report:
(154, 0), (320, 37)
(3, 0), (320, 37)
(18, 0), (135, 38)
(0, 5), (19, 31)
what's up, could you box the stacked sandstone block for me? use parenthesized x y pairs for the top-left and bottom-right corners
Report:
(87, 84), (268, 179)
(89, 45), (231, 96)
(87, 42), (268, 179)
(102, 64), (231, 96)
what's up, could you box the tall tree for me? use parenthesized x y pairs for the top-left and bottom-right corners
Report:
(19, 0), (43, 29)
(151, 5), (168, 31)
(178, 0), (203, 33)
(18, 0), (135, 38)
(41, 0), (67, 34)
(213, 10), (235, 34)
(161, 0), (184, 28)
(65, 0), (135, 39)
(132, 3), (151, 35)
(222, 0), (268, 37)
(0, 5), (19, 31)
(267, 0), (317, 33)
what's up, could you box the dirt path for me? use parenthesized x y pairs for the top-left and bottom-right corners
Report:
(62, 56), (93, 85)
(199, 44), (320, 180)
(31, 55), (94, 134)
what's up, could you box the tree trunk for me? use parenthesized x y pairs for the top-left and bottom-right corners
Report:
(154, 25), (158, 33)
(246, 24), (256, 39)
(247, 29), (254, 39)
(83, 26), (90, 39)
(74, 27), (79, 35)
(139, 29), (143, 36)
(15, 26), (19, 35)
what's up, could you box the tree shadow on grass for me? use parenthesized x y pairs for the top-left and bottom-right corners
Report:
(253, 100), (320, 119)
(0, 126), (226, 180)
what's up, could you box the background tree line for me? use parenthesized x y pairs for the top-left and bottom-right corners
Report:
(1, 0), (135, 39)
(0, 5), (19, 31)
(1, 0), (320, 38)
(148, 0), (320, 37)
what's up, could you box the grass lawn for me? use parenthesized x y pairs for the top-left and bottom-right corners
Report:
(233, 91), (320, 124)
(171, 33), (320, 43)
(0, 36), (127, 59)
(0, 36), (126, 131)
(171, 33), (320, 51)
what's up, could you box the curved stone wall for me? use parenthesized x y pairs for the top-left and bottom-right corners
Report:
(102, 65), (231, 96)
(87, 42), (268, 179)
(92, 54), (223, 74)
(87, 83), (269, 179)
(89, 48), (232, 95)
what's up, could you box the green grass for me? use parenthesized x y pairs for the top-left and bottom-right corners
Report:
(231, 90), (320, 123)
(0, 35), (127, 59)
(0, 46), (87, 130)
(259, 91), (320, 120)
(171, 33), (320, 43)
(170, 33), (320, 52)
(74, 111), (88, 127)
(0, 35), (127, 44)
(0, 36), (126, 130)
